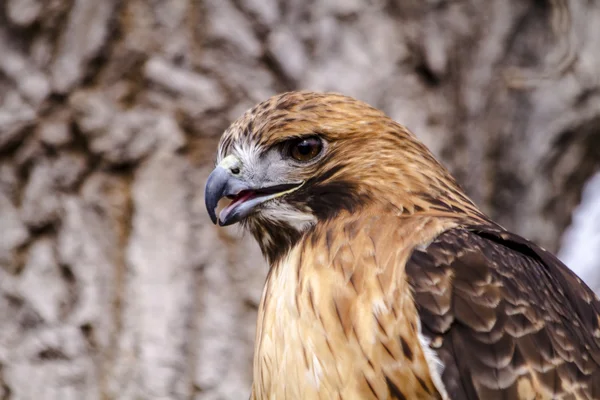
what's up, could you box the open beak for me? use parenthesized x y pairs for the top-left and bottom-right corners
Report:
(205, 162), (302, 226)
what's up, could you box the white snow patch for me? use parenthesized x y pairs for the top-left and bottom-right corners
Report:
(558, 171), (600, 295)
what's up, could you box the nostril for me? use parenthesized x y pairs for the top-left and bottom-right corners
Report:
(231, 167), (240, 175)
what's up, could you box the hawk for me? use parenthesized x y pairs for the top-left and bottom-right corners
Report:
(204, 91), (600, 399)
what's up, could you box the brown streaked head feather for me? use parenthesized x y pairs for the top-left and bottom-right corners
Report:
(216, 91), (485, 263)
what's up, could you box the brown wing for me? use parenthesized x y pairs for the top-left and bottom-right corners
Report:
(406, 225), (600, 399)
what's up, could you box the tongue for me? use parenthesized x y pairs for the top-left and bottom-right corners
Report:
(232, 190), (254, 205)
(220, 191), (255, 221)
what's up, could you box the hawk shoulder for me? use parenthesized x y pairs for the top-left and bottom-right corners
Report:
(406, 225), (600, 399)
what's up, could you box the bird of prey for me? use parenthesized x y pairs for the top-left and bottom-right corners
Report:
(204, 91), (600, 399)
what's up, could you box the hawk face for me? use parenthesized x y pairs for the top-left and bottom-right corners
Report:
(205, 92), (387, 261)
(206, 133), (329, 230)
(205, 129), (366, 263)
(204, 91), (467, 262)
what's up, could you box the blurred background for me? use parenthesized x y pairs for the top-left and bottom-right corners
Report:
(0, 0), (599, 399)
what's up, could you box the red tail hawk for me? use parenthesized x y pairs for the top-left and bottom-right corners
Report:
(204, 91), (600, 399)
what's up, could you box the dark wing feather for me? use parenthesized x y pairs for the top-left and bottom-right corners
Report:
(406, 225), (600, 399)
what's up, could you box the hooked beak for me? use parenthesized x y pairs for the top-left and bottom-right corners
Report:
(204, 157), (303, 226)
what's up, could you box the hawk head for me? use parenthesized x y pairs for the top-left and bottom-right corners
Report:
(205, 91), (476, 262)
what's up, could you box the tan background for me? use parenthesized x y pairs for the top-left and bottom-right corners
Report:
(1, 0), (599, 398)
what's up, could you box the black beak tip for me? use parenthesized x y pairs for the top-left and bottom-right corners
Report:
(208, 208), (218, 225)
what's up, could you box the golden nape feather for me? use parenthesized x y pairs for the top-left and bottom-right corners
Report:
(204, 91), (600, 399)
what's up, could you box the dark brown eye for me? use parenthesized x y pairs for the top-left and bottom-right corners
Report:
(289, 137), (323, 162)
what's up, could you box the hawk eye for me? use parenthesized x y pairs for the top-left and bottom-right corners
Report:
(289, 137), (323, 162)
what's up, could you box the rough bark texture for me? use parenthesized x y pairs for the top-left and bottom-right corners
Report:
(1, 0), (599, 399)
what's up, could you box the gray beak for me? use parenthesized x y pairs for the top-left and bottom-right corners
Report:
(204, 165), (250, 225)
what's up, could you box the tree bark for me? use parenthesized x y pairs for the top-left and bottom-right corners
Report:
(0, 0), (599, 398)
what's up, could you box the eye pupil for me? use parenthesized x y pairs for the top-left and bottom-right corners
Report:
(297, 141), (311, 155)
(289, 137), (322, 161)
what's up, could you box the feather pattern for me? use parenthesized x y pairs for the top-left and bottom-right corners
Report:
(253, 211), (455, 399)
(407, 224), (600, 399)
